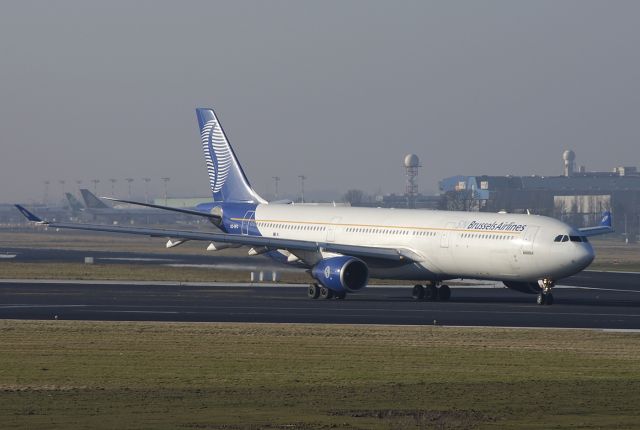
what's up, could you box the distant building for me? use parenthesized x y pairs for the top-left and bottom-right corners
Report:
(374, 193), (442, 209)
(439, 151), (640, 241)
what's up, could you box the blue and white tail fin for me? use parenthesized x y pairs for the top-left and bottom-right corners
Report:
(578, 211), (614, 237)
(196, 108), (266, 203)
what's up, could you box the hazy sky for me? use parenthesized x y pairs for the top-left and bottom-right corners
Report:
(1, 1), (639, 204)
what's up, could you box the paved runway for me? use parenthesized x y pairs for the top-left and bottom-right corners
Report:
(0, 246), (272, 267)
(1, 273), (639, 329)
(2, 246), (640, 329)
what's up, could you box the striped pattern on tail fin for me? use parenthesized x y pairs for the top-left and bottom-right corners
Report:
(196, 108), (266, 203)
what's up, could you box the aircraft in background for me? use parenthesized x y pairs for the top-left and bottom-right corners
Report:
(17, 108), (614, 305)
(79, 188), (111, 211)
(65, 192), (85, 217)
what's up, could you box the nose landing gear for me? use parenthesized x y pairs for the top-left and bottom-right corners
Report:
(536, 278), (555, 305)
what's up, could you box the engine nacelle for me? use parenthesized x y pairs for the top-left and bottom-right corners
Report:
(503, 281), (542, 294)
(311, 256), (369, 293)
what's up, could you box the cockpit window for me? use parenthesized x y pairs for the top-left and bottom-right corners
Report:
(555, 234), (588, 243)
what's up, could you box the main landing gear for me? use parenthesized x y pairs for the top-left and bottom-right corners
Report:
(308, 283), (346, 300)
(536, 278), (555, 305)
(412, 282), (451, 302)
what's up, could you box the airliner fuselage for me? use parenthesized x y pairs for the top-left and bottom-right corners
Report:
(217, 204), (595, 283)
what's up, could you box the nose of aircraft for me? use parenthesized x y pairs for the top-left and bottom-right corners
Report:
(573, 243), (595, 270)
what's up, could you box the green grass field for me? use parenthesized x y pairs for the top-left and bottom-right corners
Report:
(0, 262), (309, 283)
(1, 321), (640, 429)
(2, 230), (640, 428)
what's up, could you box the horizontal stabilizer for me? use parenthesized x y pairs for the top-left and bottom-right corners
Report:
(15, 205), (45, 223)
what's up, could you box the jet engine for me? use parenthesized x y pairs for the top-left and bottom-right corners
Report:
(311, 256), (369, 293)
(503, 281), (542, 294)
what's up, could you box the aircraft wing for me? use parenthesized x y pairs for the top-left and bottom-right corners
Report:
(578, 211), (614, 237)
(101, 197), (222, 224)
(15, 205), (416, 263)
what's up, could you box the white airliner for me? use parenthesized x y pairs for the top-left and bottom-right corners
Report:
(16, 108), (614, 305)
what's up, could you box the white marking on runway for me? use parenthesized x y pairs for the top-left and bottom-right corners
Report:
(50, 303), (640, 320)
(0, 304), (87, 309)
(99, 257), (177, 262)
(556, 285), (640, 293)
(585, 270), (640, 275)
(93, 310), (181, 315)
(0, 279), (502, 289)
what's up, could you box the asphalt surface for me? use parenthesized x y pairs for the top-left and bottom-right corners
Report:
(0, 247), (268, 267)
(1, 274), (639, 329)
(2, 247), (640, 329)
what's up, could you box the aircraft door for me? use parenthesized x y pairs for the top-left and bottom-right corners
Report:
(326, 217), (341, 242)
(521, 226), (539, 255)
(241, 211), (255, 235)
(440, 222), (456, 248)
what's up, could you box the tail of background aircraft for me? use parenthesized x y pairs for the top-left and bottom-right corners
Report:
(80, 189), (110, 209)
(196, 108), (266, 204)
(65, 192), (85, 212)
(578, 211), (614, 237)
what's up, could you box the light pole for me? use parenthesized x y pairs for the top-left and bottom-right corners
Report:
(125, 178), (134, 199)
(92, 179), (100, 193)
(272, 176), (280, 200)
(298, 175), (307, 204)
(143, 178), (151, 203)
(161, 177), (170, 205)
(59, 180), (66, 197)
(109, 178), (117, 196)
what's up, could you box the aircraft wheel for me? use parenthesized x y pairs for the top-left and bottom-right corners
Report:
(412, 285), (425, 301)
(536, 293), (546, 305)
(319, 286), (334, 300)
(545, 293), (554, 305)
(438, 285), (451, 301)
(424, 285), (438, 301)
(335, 292), (347, 300)
(308, 283), (320, 299)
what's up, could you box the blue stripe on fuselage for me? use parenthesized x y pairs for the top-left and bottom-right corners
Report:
(195, 202), (260, 236)
(195, 202), (304, 267)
